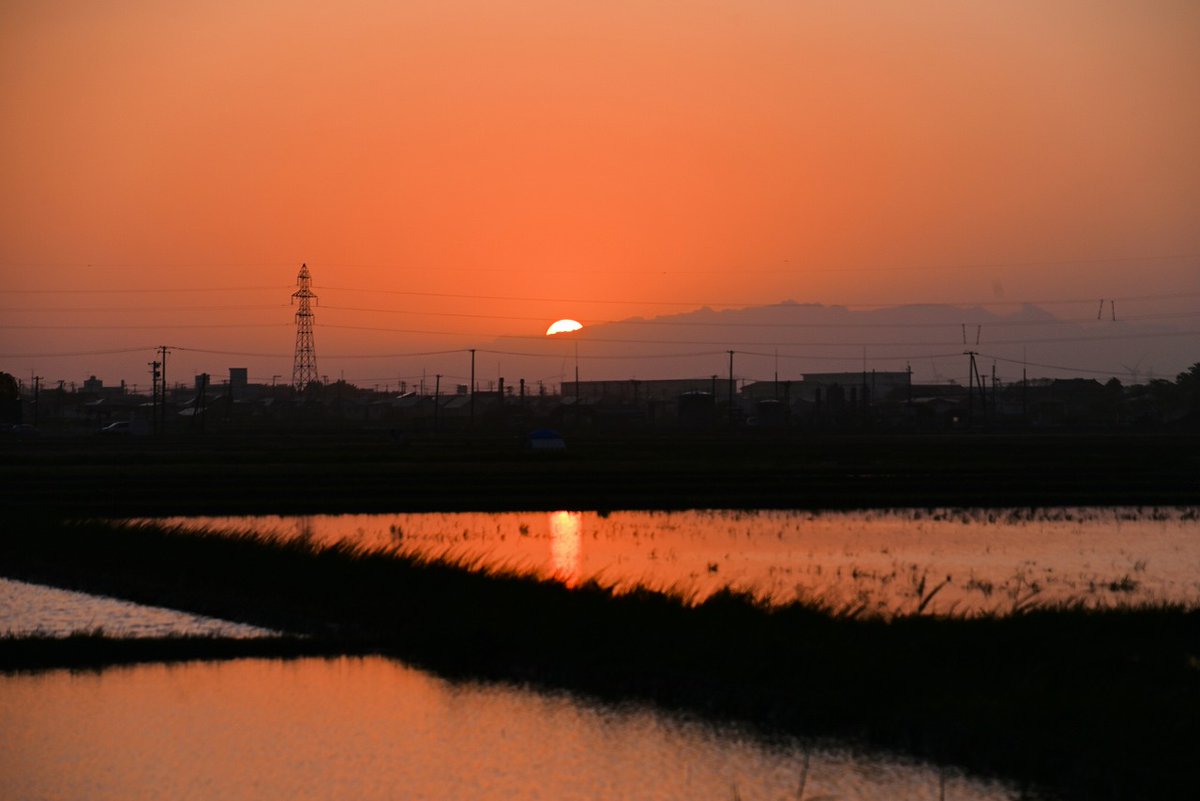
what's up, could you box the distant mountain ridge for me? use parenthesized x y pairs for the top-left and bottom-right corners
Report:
(488, 300), (1195, 386)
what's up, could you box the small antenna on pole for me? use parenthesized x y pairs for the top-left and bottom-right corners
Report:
(1110, 300), (1116, 321)
(1098, 299), (1104, 320)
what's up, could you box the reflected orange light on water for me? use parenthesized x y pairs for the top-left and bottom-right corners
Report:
(549, 511), (582, 587)
(145, 508), (1200, 614)
(0, 657), (1018, 800)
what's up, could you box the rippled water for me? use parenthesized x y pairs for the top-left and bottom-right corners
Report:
(0, 656), (1018, 801)
(0, 578), (274, 638)
(148, 507), (1200, 614)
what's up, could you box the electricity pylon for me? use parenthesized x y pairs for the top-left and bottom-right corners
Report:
(291, 263), (319, 391)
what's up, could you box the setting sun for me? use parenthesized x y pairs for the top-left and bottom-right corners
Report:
(546, 319), (583, 336)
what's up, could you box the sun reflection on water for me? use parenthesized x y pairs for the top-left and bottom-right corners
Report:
(549, 511), (582, 587)
(139, 507), (1200, 614)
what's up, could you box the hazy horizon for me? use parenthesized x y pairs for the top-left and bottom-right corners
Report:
(4, 295), (1194, 391)
(3, 2), (1198, 387)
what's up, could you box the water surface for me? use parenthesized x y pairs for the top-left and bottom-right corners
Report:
(0, 656), (1018, 801)
(149, 507), (1200, 614)
(0, 578), (273, 638)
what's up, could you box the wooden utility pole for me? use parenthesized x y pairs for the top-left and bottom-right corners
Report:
(991, 362), (998, 415)
(158, 345), (171, 432)
(194, 373), (208, 432)
(469, 349), (476, 427)
(434, 374), (441, 434)
(148, 361), (161, 434)
(31, 375), (42, 429)
(727, 350), (735, 426)
(962, 325), (982, 427)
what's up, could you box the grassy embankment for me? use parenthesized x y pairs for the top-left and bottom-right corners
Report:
(2, 517), (1198, 801)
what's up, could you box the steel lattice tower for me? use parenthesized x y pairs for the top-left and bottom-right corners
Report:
(291, 263), (319, 391)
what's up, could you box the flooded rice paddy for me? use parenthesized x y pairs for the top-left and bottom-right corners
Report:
(0, 577), (274, 638)
(5, 506), (1193, 799)
(0, 655), (1019, 801)
(150, 507), (1200, 615)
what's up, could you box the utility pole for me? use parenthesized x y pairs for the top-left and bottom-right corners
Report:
(434, 374), (441, 434)
(991, 362), (998, 416)
(158, 345), (172, 432)
(962, 325), (983, 428)
(194, 373), (208, 432)
(727, 350), (735, 427)
(862, 347), (869, 419)
(1022, 358), (1028, 423)
(31, 375), (42, 429)
(469, 349), (476, 427)
(148, 360), (161, 434)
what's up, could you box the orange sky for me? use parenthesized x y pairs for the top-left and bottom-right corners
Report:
(2, 1), (1198, 386)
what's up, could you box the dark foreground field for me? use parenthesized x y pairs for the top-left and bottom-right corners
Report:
(2, 429), (1197, 515)
(3, 518), (1198, 801)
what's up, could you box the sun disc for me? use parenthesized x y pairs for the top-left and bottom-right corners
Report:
(546, 319), (583, 335)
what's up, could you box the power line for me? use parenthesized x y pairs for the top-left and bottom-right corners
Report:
(312, 285), (1200, 311)
(9, 324), (1191, 352)
(977, 353), (1134, 378)
(321, 349), (470, 360)
(477, 348), (726, 361)
(0, 346), (155, 358)
(0, 305), (289, 313)
(0, 286), (291, 294)
(318, 304), (1200, 329)
(493, 328), (1200, 349)
(168, 347), (290, 358)
(1, 340), (1181, 383)
(316, 285), (717, 307)
(308, 252), (1193, 275)
(564, 310), (1200, 330)
(739, 350), (966, 363)
(0, 324), (290, 330)
(4, 252), (1194, 275)
(320, 323), (482, 337)
(4, 282), (1196, 313)
(322, 305), (560, 323)
(3, 303), (1197, 332)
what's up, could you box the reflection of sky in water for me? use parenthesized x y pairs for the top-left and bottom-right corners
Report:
(0, 656), (1019, 801)
(0, 578), (273, 638)
(143, 507), (1200, 615)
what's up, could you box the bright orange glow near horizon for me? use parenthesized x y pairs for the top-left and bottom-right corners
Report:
(2, 1), (1198, 386)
